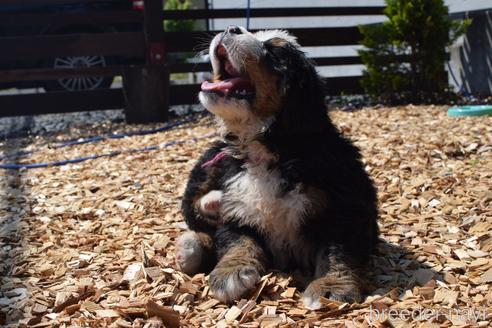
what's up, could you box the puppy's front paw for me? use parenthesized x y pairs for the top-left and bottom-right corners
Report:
(303, 277), (361, 310)
(198, 190), (223, 216)
(209, 264), (260, 303)
(175, 231), (204, 275)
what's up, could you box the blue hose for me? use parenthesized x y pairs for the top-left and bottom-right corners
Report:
(246, 0), (251, 29)
(54, 117), (196, 148)
(0, 117), (196, 161)
(0, 134), (215, 170)
(0, 117), (213, 170)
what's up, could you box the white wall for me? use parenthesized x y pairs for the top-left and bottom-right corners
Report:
(446, 0), (492, 13)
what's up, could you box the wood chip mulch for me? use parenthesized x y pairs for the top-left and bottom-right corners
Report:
(1, 105), (491, 327)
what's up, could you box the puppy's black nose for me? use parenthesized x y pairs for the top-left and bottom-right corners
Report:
(226, 25), (242, 35)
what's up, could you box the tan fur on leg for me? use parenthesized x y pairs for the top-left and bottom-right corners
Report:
(209, 236), (267, 303)
(303, 247), (362, 309)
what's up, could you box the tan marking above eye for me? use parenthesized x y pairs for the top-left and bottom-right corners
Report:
(267, 37), (289, 47)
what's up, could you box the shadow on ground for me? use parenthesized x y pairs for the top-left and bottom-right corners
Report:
(0, 138), (31, 325)
(367, 240), (442, 298)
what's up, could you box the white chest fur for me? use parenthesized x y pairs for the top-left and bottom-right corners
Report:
(221, 163), (312, 266)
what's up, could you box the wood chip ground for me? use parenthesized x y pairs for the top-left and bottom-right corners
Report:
(1, 105), (491, 327)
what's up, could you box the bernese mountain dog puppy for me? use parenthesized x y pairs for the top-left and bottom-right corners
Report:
(176, 26), (379, 309)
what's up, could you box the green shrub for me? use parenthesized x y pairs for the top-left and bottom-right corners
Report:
(164, 0), (195, 64)
(358, 0), (470, 104)
(164, 0), (195, 32)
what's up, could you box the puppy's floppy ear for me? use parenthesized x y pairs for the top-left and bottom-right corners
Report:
(264, 38), (328, 134)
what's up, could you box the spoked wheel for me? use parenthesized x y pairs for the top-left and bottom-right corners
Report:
(43, 55), (114, 92)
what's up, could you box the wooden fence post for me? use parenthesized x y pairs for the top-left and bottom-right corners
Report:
(123, 0), (169, 123)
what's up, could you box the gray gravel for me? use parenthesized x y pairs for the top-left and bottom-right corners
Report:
(0, 105), (206, 139)
(0, 109), (125, 139)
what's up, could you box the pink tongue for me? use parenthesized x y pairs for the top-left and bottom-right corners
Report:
(201, 77), (254, 95)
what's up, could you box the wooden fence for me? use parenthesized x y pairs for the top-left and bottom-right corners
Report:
(0, 0), (385, 122)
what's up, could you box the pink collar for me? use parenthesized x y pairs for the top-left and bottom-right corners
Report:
(201, 151), (228, 168)
(200, 149), (267, 168)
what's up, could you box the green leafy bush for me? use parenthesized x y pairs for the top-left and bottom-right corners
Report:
(164, 0), (195, 32)
(164, 0), (195, 64)
(358, 0), (470, 104)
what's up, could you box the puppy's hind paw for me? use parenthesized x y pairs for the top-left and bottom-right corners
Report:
(209, 265), (260, 303)
(302, 294), (323, 311)
(303, 277), (362, 310)
(175, 231), (204, 275)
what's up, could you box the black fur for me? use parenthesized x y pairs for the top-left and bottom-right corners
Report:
(180, 34), (379, 302)
(181, 141), (243, 234)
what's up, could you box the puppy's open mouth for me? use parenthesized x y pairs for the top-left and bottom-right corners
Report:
(201, 44), (255, 100)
